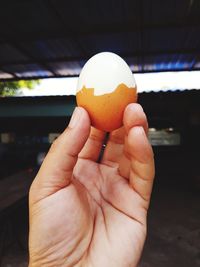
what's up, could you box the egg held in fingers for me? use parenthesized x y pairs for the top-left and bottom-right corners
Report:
(76, 52), (137, 132)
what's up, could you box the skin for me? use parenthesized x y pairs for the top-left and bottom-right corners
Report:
(29, 103), (155, 267)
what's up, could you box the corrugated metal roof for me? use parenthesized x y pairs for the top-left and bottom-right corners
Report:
(0, 0), (200, 80)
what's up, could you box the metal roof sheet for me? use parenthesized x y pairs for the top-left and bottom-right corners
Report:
(0, 0), (200, 80)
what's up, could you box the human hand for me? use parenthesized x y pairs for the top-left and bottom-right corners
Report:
(29, 103), (155, 267)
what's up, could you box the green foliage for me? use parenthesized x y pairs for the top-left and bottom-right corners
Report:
(0, 80), (41, 96)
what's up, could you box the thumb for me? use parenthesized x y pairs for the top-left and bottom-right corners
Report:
(30, 107), (90, 203)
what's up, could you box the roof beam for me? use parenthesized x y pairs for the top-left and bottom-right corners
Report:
(43, 0), (88, 58)
(10, 43), (57, 76)
(0, 23), (200, 44)
(0, 49), (199, 68)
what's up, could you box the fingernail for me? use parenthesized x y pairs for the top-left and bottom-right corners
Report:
(69, 107), (81, 128)
(129, 103), (144, 113)
(134, 126), (145, 136)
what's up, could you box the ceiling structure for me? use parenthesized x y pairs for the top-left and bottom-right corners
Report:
(0, 0), (200, 81)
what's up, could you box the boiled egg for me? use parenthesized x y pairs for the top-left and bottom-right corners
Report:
(76, 52), (137, 132)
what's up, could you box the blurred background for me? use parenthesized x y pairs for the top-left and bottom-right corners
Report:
(0, 0), (200, 266)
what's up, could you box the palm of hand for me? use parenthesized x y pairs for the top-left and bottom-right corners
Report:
(29, 105), (154, 267)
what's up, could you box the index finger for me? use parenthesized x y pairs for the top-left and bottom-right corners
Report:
(124, 126), (155, 208)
